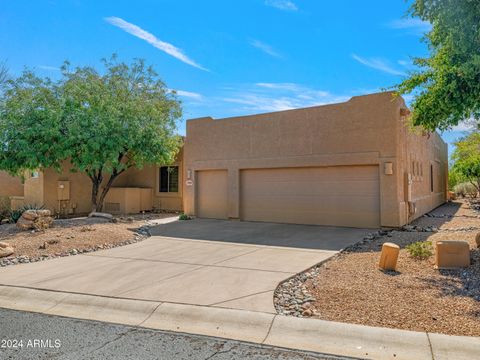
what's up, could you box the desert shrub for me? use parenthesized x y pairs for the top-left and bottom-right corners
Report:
(406, 241), (433, 260)
(9, 204), (45, 223)
(454, 182), (478, 198)
(179, 213), (192, 220)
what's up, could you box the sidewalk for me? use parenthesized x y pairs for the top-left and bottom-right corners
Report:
(0, 285), (478, 360)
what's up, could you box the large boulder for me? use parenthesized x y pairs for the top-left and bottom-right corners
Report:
(16, 209), (54, 231)
(36, 209), (51, 217)
(0, 242), (14, 258)
(34, 216), (54, 230)
(22, 210), (39, 221)
(16, 217), (35, 230)
(89, 212), (114, 220)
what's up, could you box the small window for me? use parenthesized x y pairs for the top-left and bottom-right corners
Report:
(430, 164), (434, 192)
(159, 166), (179, 193)
(31, 171), (39, 178)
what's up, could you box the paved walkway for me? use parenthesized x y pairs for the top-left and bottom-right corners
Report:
(0, 219), (370, 313)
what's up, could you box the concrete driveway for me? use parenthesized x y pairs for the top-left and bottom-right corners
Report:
(0, 219), (371, 313)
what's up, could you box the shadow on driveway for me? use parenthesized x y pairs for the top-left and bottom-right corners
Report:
(149, 219), (372, 251)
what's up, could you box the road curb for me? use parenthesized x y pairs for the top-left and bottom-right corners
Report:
(0, 285), (479, 359)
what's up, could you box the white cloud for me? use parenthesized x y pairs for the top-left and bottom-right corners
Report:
(388, 18), (432, 35)
(176, 90), (203, 100)
(352, 54), (405, 76)
(249, 39), (282, 58)
(38, 65), (60, 71)
(220, 82), (350, 112)
(104, 16), (208, 71)
(450, 119), (477, 132)
(265, 0), (298, 11)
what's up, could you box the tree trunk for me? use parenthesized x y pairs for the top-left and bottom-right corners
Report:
(95, 170), (125, 212)
(90, 179), (102, 213)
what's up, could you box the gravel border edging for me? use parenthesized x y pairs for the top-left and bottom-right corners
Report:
(0, 224), (152, 268)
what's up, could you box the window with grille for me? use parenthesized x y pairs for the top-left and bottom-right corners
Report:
(159, 166), (179, 193)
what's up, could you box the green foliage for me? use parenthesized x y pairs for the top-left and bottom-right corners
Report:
(406, 241), (433, 260)
(178, 213), (192, 220)
(451, 131), (480, 196)
(454, 182), (478, 198)
(9, 204), (45, 223)
(0, 55), (183, 211)
(394, 0), (480, 131)
(448, 167), (464, 191)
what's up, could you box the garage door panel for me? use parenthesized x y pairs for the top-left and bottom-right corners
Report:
(240, 166), (380, 228)
(196, 170), (228, 219)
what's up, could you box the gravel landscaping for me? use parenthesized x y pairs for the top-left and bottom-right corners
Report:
(274, 200), (480, 337)
(0, 213), (177, 267)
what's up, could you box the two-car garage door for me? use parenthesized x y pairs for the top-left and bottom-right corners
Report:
(196, 166), (380, 228)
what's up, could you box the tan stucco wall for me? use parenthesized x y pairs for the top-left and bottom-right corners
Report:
(0, 171), (23, 197)
(399, 125), (448, 224)
(183, 91), (448, 228)
(23, 172), (44, 207)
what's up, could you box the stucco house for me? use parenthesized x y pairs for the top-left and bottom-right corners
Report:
(3, 92), (447, 228)
(184, 91), (447, 228)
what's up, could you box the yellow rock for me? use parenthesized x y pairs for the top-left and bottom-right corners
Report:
(379, 242), (400, 271)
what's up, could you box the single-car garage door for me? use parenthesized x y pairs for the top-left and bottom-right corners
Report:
(240, 166), (380, 228)
(196, 170), (228, 219)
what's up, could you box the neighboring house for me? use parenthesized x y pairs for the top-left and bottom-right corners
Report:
(21, 148), (183, 216)
(2, 92), (448, 227)
(183, 92), (447, 228)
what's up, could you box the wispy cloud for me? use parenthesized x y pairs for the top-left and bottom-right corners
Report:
(265, 0), (298, 11)
(352, 54), (405, 76)
(450, 119), (477, 132)
(38, 65), (60, 71)
(387, 18), (432, 35)
(104, 16), (208, 71)
(249, 39), (282, 58)
(220, 82), (349, 112)
(176, 90), (203, 100)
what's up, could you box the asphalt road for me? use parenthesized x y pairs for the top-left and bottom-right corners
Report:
(0, 308), (357, 360)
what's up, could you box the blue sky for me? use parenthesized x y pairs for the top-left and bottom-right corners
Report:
(0, 0), (473, 155)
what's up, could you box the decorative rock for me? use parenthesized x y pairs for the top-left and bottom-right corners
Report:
(435, 241), (470, 269)
(378, 242), (400, 271)
(22, 210), (39, 221)
(1, 219), (10, 225)
(0, 246), (14, 258)
(302, 309), (313, 317)
(34, 216), (54, 230)
(16, 217), (35, 230)
(0, 242), (10, 249)
(89, 212), (114, 220)
(36, 209), (51, 217)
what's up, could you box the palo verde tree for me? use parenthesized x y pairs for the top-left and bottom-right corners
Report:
(451, 131), (480, 195)
(395, 0), (480, 131)
(0, 55), (182, 212)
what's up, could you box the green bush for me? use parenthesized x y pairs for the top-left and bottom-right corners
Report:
(9, 204), (45, 223)
(178, 213), (192, 220)
(454, 182), (478, 198)
(406, 241), (433, 260)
